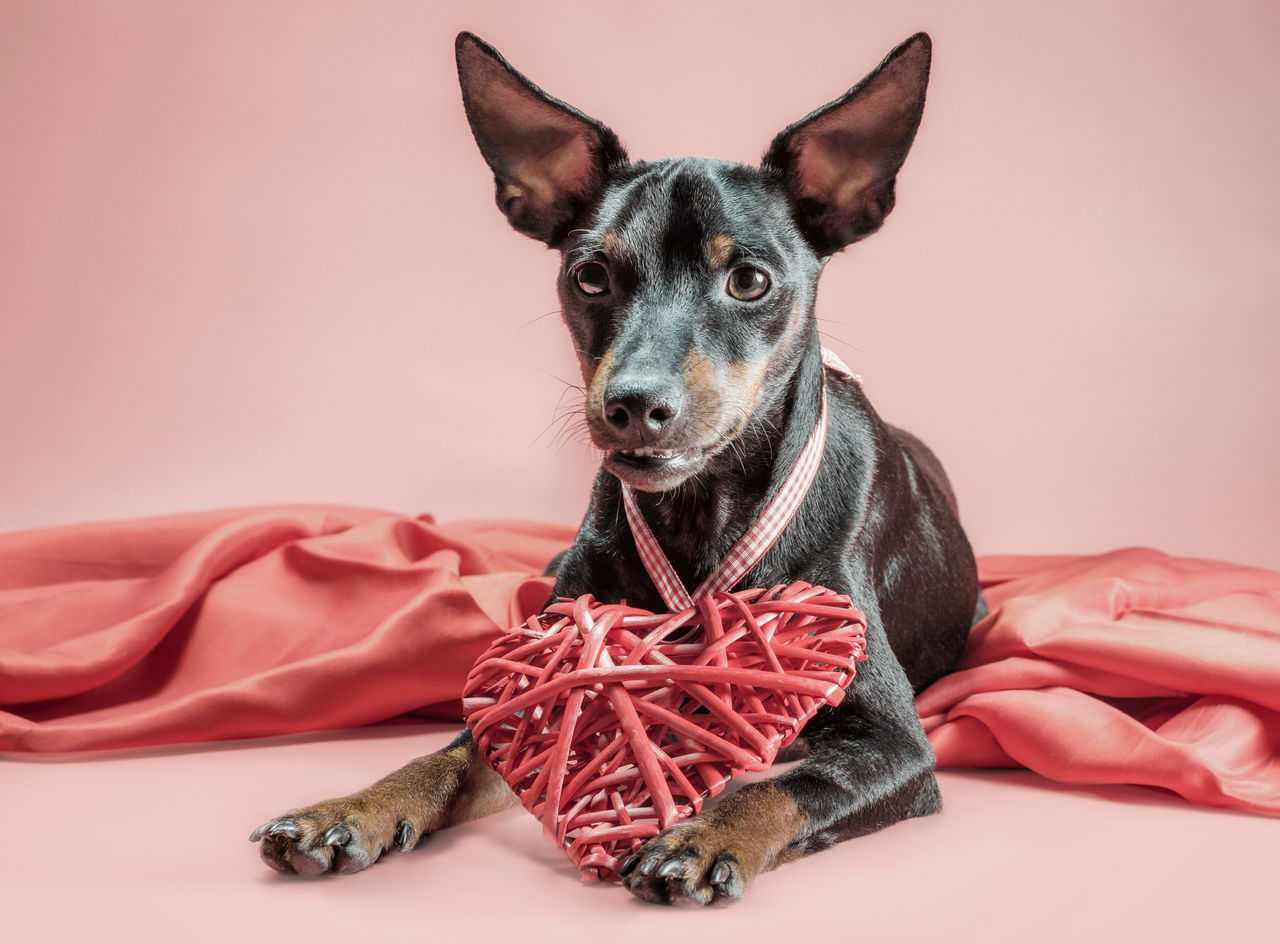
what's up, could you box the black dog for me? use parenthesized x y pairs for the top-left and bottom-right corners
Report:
(251, 31), (981, 906)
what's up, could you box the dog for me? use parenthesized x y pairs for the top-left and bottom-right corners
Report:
(251, 30), (982, 906)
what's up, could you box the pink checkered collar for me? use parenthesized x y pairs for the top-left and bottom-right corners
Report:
(620, 350), (854, 610)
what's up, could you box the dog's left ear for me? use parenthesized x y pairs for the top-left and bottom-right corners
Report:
(763, 33), (931, 256)
(456, 33), (628, 246)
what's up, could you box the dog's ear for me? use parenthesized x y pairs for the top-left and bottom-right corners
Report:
(456, 33), (627, 246)
(763, 33), (931, 256)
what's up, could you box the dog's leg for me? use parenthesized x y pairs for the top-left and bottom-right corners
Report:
(251, 728), (515, 874)
(620, 618), (938, 905)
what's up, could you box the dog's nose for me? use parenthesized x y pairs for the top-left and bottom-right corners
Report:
(603, 378), (683, 435)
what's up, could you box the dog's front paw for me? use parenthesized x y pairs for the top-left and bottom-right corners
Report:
(618, 818), (756, 906)
(250, 796), (420, 876)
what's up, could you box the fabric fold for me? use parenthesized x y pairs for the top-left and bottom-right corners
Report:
(2, 507), (1277, 817)
(919, 548), (1280, 814)
(0, 506), (569, 752)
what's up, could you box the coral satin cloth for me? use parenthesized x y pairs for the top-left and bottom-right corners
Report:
(2, 506), (1278, 816)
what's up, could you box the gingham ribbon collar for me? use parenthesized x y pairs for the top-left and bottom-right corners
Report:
(620, 349), (856, 611)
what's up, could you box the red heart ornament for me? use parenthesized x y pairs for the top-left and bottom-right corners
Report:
(462, 582), (867, 882)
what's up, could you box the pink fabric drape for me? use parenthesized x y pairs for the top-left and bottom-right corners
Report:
(0, 506), (567, 752)
(2, 506), (1277, 815)
(918, 550), (1280, 813)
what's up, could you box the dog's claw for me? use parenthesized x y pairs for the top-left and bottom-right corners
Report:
(709, 858), (732, 886)
(619, 853), (641, 877)
(395, 821), (416, 853)
(250, 819), (300, 841)
(322, 825), (351, 847)
(657, 857), (688, 879)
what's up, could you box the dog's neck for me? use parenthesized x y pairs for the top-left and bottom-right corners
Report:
(630, 331), (828, 593)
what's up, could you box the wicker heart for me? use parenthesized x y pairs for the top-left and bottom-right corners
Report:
(461, 582), (867, 882)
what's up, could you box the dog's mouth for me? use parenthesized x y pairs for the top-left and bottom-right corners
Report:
(598, 418), (755, 491)
(604, 446), (706, 491)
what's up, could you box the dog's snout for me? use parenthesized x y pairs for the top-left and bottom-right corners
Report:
(603, 377), (683, 436)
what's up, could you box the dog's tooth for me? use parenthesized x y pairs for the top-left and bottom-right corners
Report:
(617, 447), (682, 459)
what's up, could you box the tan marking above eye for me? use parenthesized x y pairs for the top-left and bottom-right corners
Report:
(602, 232), (624, 256)
(705, 234), (736, 268)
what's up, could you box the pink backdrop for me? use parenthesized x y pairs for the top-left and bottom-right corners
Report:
(4, 5), (1280, 936)
(2, 0), (1278, 569)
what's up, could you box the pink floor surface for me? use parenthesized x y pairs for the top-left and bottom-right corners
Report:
(6, 721), (1276, 942)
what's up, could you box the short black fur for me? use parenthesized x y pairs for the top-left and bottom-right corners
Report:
(453, 31), (981, 900)
(248, 31), (984, 907)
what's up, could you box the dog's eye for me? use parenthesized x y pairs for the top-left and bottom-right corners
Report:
(573, 262), (611, 297)
(726, 265), (771, 301)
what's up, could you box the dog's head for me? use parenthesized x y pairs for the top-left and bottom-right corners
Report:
(456, 33), (929, 492)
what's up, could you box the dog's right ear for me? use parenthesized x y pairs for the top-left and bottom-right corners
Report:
(456, 33), (627, 246)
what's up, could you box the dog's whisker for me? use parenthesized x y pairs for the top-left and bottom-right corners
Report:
(532, 385), (590, 449)
(816, 319), (871, 357)
(516, 308), (565, 333)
